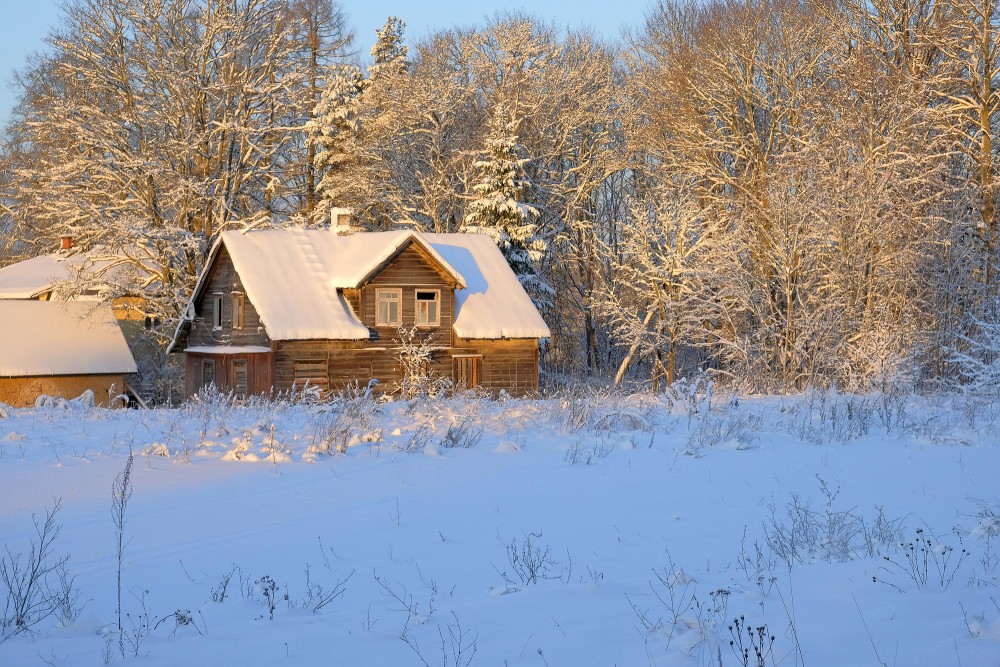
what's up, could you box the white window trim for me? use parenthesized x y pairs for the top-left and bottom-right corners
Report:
(375, 288), (402, 327)
(414, 289), (441, 327)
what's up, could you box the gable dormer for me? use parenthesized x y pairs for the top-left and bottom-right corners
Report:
(351, 239), (458, 347)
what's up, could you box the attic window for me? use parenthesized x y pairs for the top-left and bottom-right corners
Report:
(211, 294), (223, 330)
(415, 290), (440, 327)
(376, 288), (401, 327)
(231, 292), (245, 330)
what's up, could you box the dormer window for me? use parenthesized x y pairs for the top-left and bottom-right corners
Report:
(415, 290), (440, 326)
(376, 288), (401, 327)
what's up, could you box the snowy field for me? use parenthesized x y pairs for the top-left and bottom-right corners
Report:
(1, 387), (999, 666)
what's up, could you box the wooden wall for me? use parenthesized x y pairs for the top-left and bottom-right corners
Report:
(185, 350), (273, 397)
(186, 246), (270, 349)
(271, 338), (539, 397)
(453, 337), (540, 396)
(361, 243), (456, 348)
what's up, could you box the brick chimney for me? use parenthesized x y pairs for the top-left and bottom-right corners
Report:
(331, 207), (354, 235)
(60, 236), (74, 251)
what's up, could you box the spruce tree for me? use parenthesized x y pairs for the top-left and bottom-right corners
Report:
(463, 105), (550, 306)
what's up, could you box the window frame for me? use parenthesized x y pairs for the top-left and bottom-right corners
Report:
(231, 292), (245, 330)
(210, 294), (224, 330)
(201, 359), (216, 389)
(232, 359), (248, 398)
(375, 288), (402, 327)
(414, 289), (441, 327)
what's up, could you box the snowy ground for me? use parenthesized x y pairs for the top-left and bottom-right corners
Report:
(1, 387), (999, 666)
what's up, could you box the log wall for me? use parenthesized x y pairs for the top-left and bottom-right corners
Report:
(186, 247), (269, 348)
(185, 350), (273, 397)
(362, 243), (456, 348)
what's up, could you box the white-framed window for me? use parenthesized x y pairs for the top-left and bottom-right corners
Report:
(231, 292), (245, 330)
(415, 290), (440, 327)
(211, 294), (224, 330)
(376, 288), (402, 327)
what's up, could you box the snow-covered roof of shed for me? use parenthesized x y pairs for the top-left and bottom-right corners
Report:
(0, 301), (138, 377)
(423, 233), (551, 339)
(0, 254), (72, 298)
(0, 248), (156, 300)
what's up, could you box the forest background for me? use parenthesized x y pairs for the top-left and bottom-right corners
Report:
(2, 0), (999, 397)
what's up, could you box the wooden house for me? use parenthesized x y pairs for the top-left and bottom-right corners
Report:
(168, 226), (550, 398)
(0, 301), (138, 407)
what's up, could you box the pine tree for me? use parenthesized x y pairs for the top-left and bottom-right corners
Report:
(368, 17), (408, 81)
(308, 63), (365, 225)
(308, 16), (409, 226)
(463, 104), (550, 306)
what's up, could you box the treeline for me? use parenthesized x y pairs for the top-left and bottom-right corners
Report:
(1, 0), (998, 393)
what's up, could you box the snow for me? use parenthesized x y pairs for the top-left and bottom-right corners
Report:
(0, 248), (158, 300)
(186, 228), (547, 344)
(0, 254), (73, 298)
(424, 233), (551, 339)
(0, 301), (137, 376)
(0, 390), (998, 666)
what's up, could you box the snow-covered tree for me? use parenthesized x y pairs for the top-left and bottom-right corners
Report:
(597, 188), (736, 388)
(463, 105), (551, 307)
(1, 0), (351, 341)
(280, 0), (354, 220)
(369, 16), (407, 81)
(308, 63), (365, 225)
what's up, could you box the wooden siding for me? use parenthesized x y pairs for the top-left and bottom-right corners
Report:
(453, 338), (540, 396)
(270, 337), (539, 398)
(0, 374), (128, 407)
(362, 243), (455, 348)
(186, 246), (270, 349)
(185, 350), (273, 397)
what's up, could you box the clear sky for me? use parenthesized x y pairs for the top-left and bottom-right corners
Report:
(0, 0), (651, 129)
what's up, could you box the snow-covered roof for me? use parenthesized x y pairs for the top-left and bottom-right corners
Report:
(0, 301), (138, 377)
(215, 229), (374, 340)
(175, 227), (549, 344)
(423, 233), (551, 339)
(0, 254), (72, 298)
(0, 248), (155, 300)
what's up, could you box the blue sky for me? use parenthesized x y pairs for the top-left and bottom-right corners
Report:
(0, 0), (650, 128)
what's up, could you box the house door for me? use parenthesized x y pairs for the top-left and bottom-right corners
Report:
(453, 356), (482, 391)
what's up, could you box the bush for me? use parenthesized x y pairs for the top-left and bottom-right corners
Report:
(1, 500), (81, 643)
